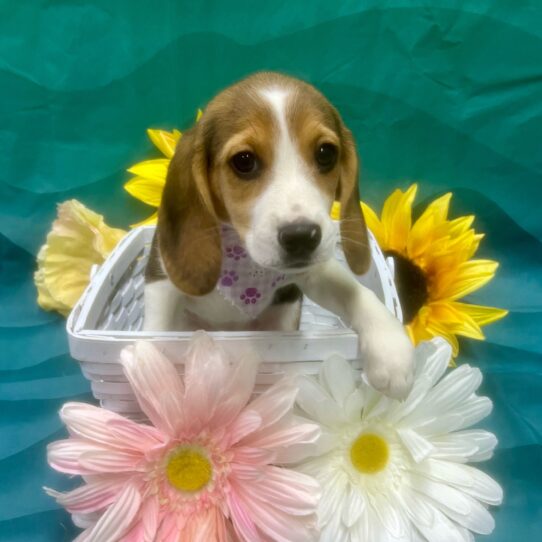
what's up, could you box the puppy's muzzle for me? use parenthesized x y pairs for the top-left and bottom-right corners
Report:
(278, 221), (322, 266)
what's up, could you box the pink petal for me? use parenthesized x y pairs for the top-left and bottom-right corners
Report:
(210, 348), (260, 428)
(78, 449), (144, 474)
(232, 446), (276, 465)
(119, 498), (159, 542)
(230, 462), (264, 481)
(141, 495), (160, 542)
(72, 511), (101, 529)
(183, 332), (259, 432)
(156, 514), (179, 541)
(45, 476), (128, 514)
(247, 379), (299, 429)
(107, 419), (167, 455)
(227, 491), (263, 542)
(180, 508), (228, 542)
(121, 342), (185, 437)
(230, 479), (317, 542)
(48, 439), (113, 475)
(60, 402), (164, 452)
(242, 420), (320, 455)
(73, 529), (92, 542)
(225, 410), (262, 446)
(241, 466), (320, 516)
(86, 483), (142, 542)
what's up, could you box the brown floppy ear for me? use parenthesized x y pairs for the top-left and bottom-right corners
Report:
(337, 127), (371, 275)
(157, 125), (222, 296)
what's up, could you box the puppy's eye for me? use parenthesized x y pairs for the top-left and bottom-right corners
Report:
(315, 143), (338, 172)
(230, 151), (259, 178)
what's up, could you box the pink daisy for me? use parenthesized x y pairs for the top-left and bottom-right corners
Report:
(46, 332), (321, 541)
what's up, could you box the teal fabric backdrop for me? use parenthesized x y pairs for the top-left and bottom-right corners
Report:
(1, 1), (541, 540)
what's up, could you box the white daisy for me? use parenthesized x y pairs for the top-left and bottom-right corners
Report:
(295, 337), (503, 542)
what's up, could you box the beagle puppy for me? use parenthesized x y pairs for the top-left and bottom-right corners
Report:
(144, 72), (414, 399)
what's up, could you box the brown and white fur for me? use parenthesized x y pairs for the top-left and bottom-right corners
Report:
(144, 72), (414, 399)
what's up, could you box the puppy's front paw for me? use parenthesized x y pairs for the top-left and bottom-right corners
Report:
(360, 321), (415, 400)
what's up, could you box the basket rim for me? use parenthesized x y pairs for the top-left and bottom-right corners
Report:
(67, 224), (401, 362)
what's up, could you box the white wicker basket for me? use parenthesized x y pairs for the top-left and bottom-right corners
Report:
(67, 225), (402, 417)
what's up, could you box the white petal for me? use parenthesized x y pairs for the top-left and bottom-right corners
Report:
(417, 459), (503, 506)
(318, 470), (348, 525)
(421, 365), (483, 415)
(385, 374), (434, 425)
(371, 494), (408, 539)
(296, 375), (347, 426)
(407, 473), (496, 534)
(411, 396), (493, 436)
(319, 354), (356, 407)
(343, 389), (365, 423)
(397, 428), (434, 463)
(413, 337), (452, 384)
(401, 489), (471, 542)
(341, 487), (366, 528)
(431, 431), (491, 463)
(429, 430), (488, 463)
(320, 510), (349, 542)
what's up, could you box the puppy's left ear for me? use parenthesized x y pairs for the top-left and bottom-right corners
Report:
(337, 126), (371, 275)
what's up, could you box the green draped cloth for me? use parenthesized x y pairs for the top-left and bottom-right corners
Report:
(0, 1), (541, 539)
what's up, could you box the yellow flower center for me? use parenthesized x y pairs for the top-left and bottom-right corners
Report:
(166, 447), (212, 492)
(350, 433), (389, 474)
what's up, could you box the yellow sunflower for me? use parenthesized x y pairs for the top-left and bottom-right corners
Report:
(334, 185), (507, 355)
(124, 110), (202, 226)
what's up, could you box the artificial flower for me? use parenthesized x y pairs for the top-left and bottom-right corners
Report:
(34, 200), (126, 316)
(295, 337), (503, 541)
(125, 110), (202, 226)
(333, 185), (507, 355)
(46, 332), (320, 541)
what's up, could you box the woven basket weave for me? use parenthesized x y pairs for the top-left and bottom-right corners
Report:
(67, 225), (402, 417)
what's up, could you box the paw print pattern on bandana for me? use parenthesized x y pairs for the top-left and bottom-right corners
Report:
(217, 224), (292, 318)
(240, 287), (262, 305)
(225, 245), (247, 261)
(220, 270), (239, 287)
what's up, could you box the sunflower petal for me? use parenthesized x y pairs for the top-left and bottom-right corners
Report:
(452, 302), (508, 326)
(381, 184), (417, 251)
(124, 177), (165, 207)
(146, 129), (181, 158)
(436, 260), (499, 300)
(360, 201), (385, 247)
(127, 159), (169, 183)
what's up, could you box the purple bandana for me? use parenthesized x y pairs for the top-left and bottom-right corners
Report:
(216, 224), (290, 318)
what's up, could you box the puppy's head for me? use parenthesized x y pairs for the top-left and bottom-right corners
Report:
(158, 72), (370, 296)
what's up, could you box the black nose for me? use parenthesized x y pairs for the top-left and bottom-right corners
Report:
(278, 222), (322, 257)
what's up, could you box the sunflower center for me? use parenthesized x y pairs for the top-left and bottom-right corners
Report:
(350, 433), (389, 474)
(385, 250), (429, 324)
(166, 447), (212, 492)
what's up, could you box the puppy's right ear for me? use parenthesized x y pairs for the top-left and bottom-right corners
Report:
(157, 126), (222, 296)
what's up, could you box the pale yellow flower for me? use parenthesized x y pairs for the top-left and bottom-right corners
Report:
(124, 110), (203, 226)
(35, 200), (126, 316)
(333, 185), (507, 356)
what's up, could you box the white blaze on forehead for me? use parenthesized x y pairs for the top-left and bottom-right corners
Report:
(243, 86), (335, 268)
(257, 87), (326, 212)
